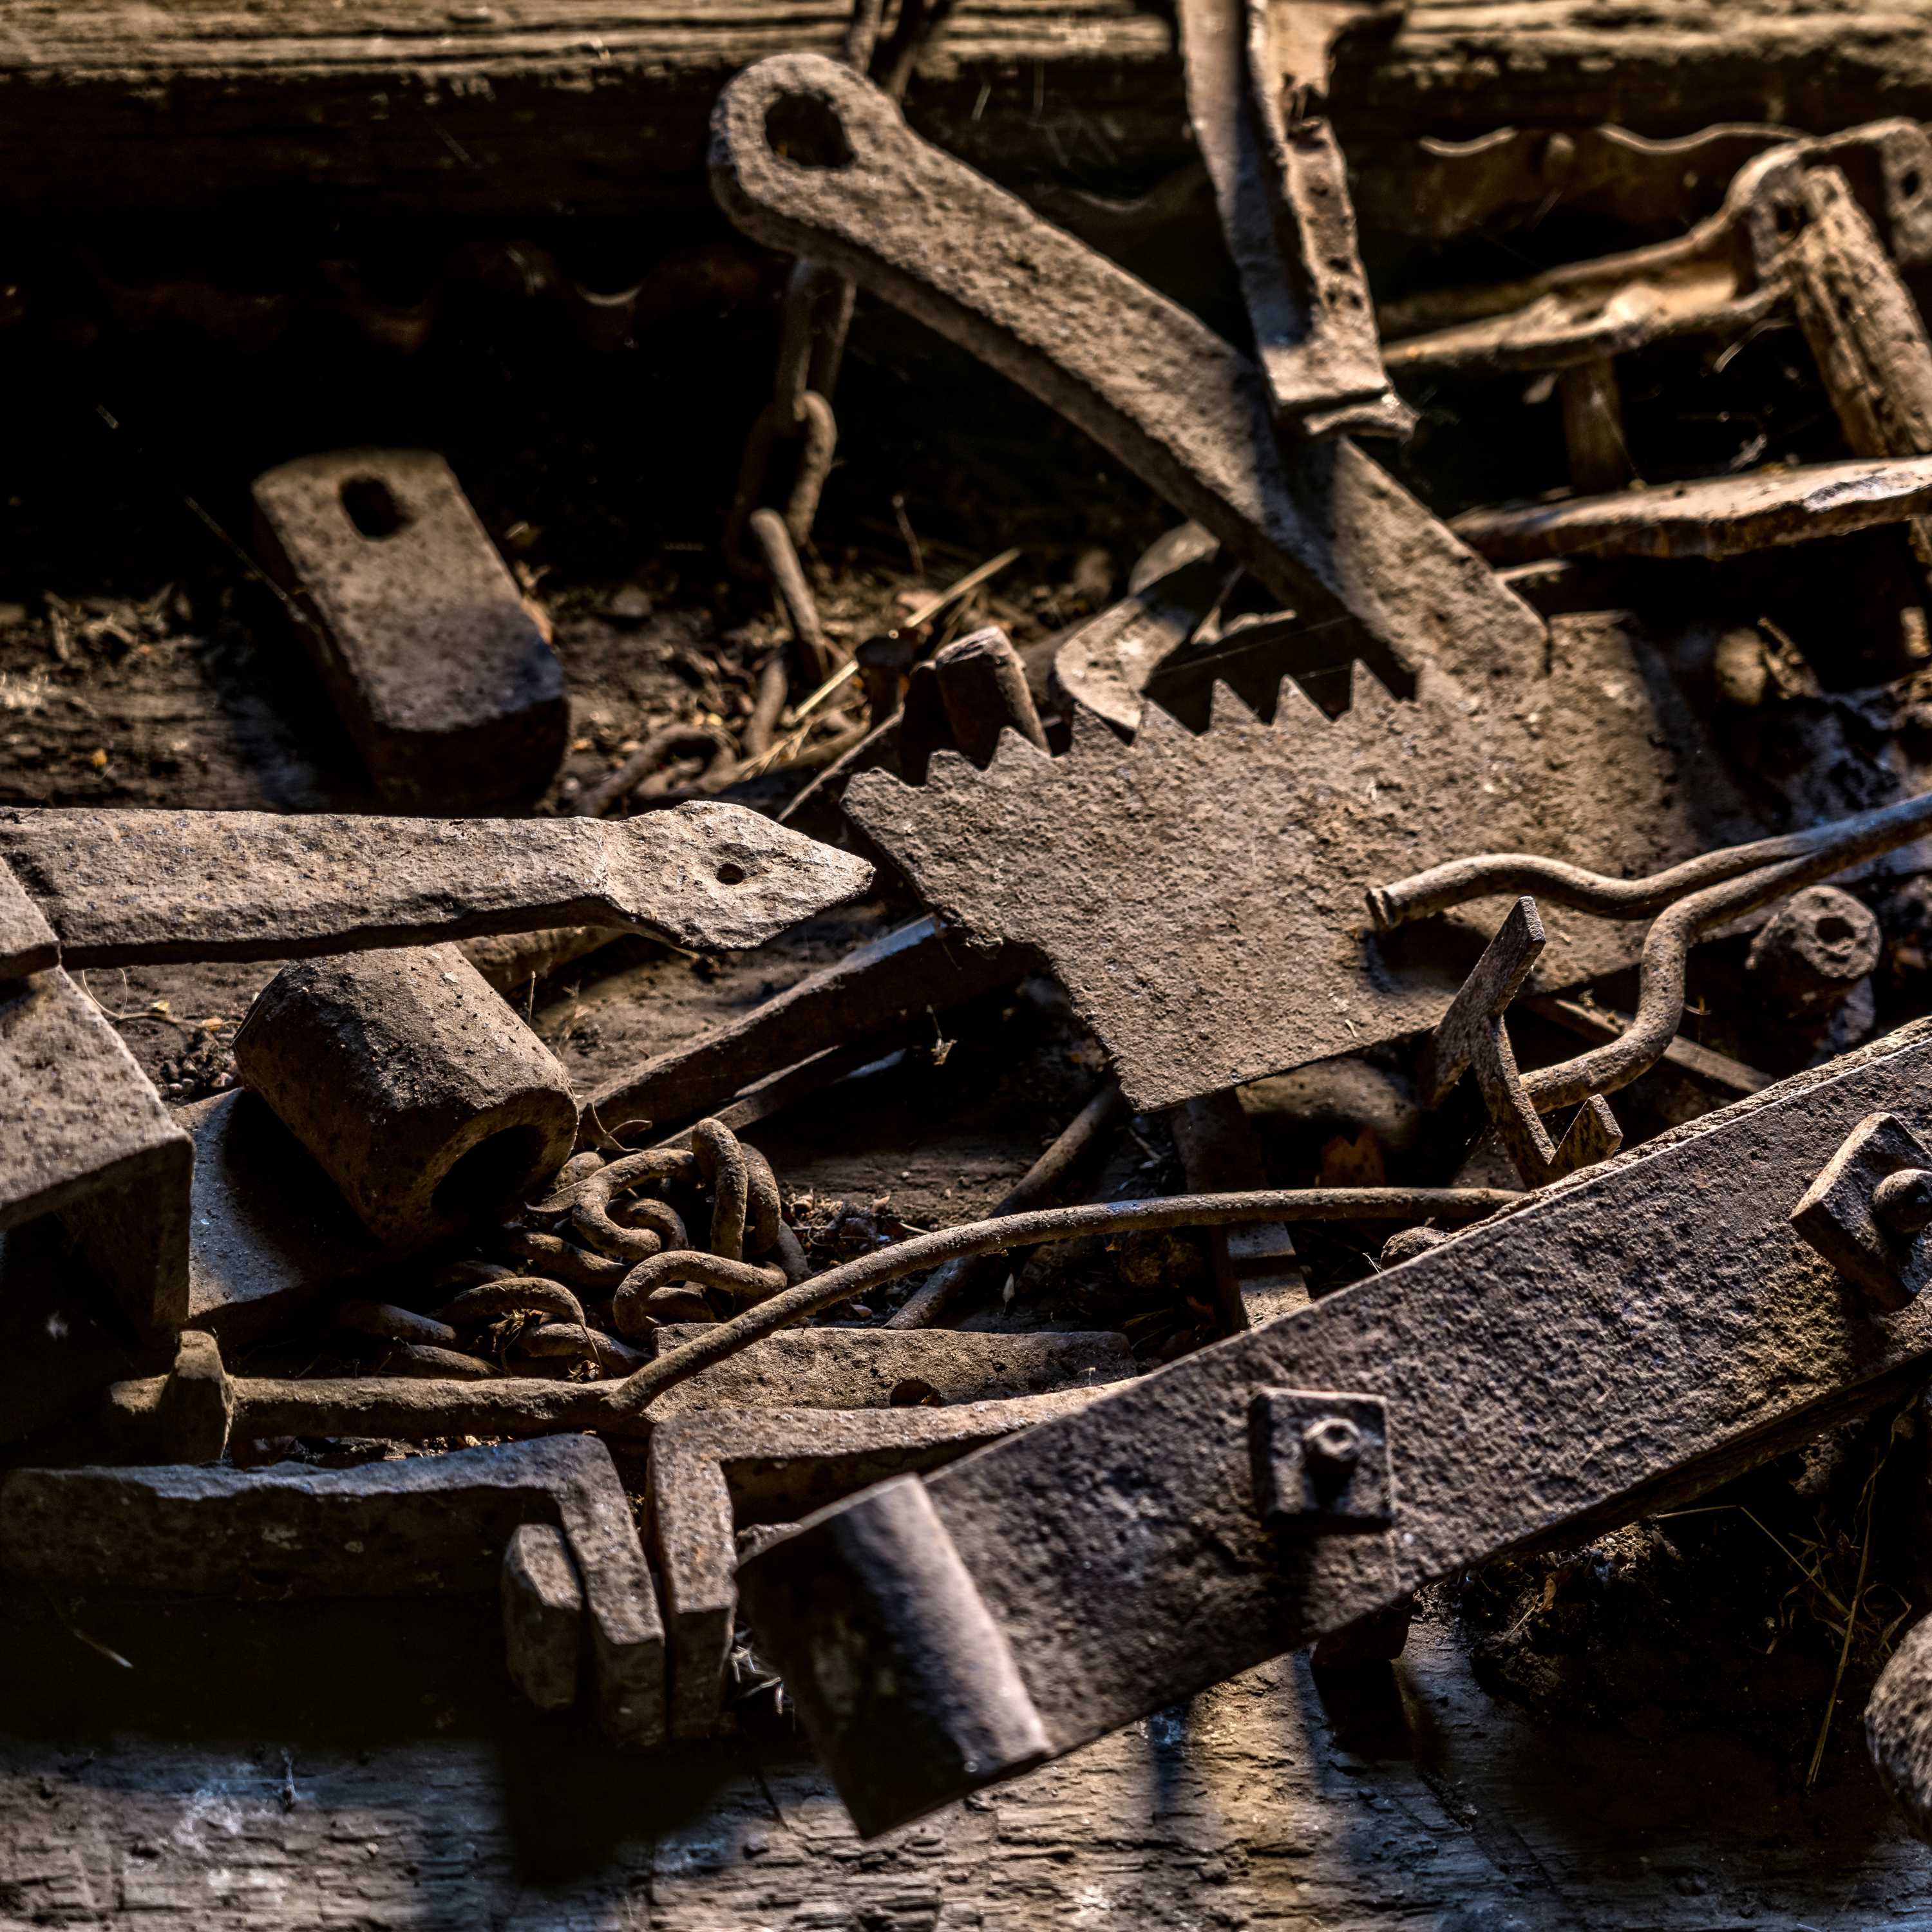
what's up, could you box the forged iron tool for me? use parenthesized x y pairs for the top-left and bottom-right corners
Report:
(737, 1017), (1932, 1836)
(1379, 120), (1932, 377)
(711, 53), (1546, 697)
(0, 1434), (663, 1747)
(0, 800), (872, 968)
(1177, 0), (1410, 438)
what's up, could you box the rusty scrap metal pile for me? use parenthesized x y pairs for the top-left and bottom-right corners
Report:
(24, 0), (1932, 1871)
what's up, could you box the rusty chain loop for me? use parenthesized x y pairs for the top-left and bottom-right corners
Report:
(721, 0), (952, 611)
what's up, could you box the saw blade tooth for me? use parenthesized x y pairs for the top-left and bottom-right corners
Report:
(1064, 702), (1128, 766)
(920, 747), (982, 792)
(1130, 690), (1196, 749)
(1269, 669), (1334, 737)
(1206, 677), (1265, 734)
(984, 726), (1058, 779)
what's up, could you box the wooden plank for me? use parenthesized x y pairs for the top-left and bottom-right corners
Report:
(4, 2), (1932, 217)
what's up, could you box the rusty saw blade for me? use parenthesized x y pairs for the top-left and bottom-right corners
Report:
(846, 614), (1767, 1113)
(0, 801), (873, 967)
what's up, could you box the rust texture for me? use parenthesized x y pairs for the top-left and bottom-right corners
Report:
(846, 619), (1763, 1113)
(0, 800), (873, 963)
(251, 449), (569, 809)
(709, 53), (1547, 697)
(740, 1018), (1932, 1835)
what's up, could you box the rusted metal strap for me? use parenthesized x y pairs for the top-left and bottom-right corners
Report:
(739, 1017), (1932, 1835)
(710, 52), (1546, 696)
(0, 802), (871, 964)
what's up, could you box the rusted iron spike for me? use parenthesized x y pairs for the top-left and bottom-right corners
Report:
(0, 1435), (664, 1748)
(1379, 120), (1932, 377)
(583, 914), (1023, 1142)
(1177, 0), (1410, 439)
(0, 801), (873, 965)
(737, 1017), (1932, 1839)
(1451, 451), (1932, 565)
(109, 1192), (1515, 1452)
(710, 53), (1546, 695)
(1419, 897), (1622, 1187)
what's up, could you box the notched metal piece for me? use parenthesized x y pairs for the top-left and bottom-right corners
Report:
(1251, 1388), (1392, 1533)
(847, 625), (1762, 1113)
(1791, 1110), (1932, 1311)
(1421, 896), (1622, 1186)
(0, 802), (873, 962)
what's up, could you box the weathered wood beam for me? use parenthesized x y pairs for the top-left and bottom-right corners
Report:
(4, 3), (1932, 219)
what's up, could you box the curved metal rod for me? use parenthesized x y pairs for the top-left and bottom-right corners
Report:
(219, 1186), (1526, 1444)
(1368, 790), (1932, 933)
(1520, 842), (1871, 1111)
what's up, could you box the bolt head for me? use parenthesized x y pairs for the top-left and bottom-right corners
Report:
(1302, 1414), (1363, 1472)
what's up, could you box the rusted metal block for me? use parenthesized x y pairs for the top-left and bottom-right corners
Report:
(0, 1435), (663, 1747)
(0, 967), (190, 1331)
(647, 1388), (1108, 1740)
(1452, 451), (1932, 564)
(846, 614), (1763, 1113)
(252, 448), (567, 809)
(233, 945), (579, 1250)
(739, 1016), (1932, 1835)
(0, 862), (57, 982)
(711, 53), (1546, 696)
(0, 801), (873, 963)
(178, 1090), (383, 1343)
(501, 1521), (585, 1712)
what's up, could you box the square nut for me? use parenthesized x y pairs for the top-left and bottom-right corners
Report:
(1250, 1388), (1393, 1535)
(1790, 1110), (1932, 1312)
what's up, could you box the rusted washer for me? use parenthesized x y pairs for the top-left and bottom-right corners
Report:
(234, 943), (578, 1250)
(252, 448), (567, 810)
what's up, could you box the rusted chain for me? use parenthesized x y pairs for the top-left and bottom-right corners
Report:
(223, 1187), (1524, 1444)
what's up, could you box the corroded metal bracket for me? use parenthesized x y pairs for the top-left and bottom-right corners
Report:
(1791, 1111), (1932, 1311)
(1420, 895), (1622, 1186)
(739, 1017), (1932, 1835)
